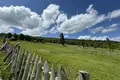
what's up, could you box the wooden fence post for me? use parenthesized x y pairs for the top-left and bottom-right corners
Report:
(14, 46), (21, 80)
(35, 57), (42, 80)
(27, 54), (35, 80)
(50, 65), (55, 80)
(30, 55), (39, 80)
(77, 70), (90, 80)
(42, 60), (49, 80)
(17, 51), (28, 80)
(22, 52), (32, 80)
(0, 41), (7, 50)
(11, 49), (18, 73)
(58, 66), (68, 80)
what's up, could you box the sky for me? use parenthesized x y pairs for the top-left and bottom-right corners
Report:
(0, 0), (120, 41)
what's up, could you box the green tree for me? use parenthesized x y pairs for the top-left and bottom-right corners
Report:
(2, 37), (6, 43)
(19, 33), (25, 40)
(106, 38), (112, 52)
(13, 33), (18, 40)
(59, 33), (65, 45)
(25, 35), (32, 41)
(81, 40), (85, 48)
(93, 40), (97, 48)
(7, 33), (12, 38)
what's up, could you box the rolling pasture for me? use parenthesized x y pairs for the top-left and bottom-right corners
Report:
(0, 40), (120, 80)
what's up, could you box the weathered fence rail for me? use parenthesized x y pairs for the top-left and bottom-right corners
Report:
(0, 41), (90, 80)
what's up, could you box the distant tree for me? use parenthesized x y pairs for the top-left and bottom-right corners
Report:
(93, 40), (97, 48)
(7, 33), (12, 38)
(59, 33), (65, 45)
(25, 35), (32, 41)
(13, 33), (18, 40)
(81, 40), (85, 48)
(3, 37), (6, 43)
(41, 39), (45, 44)
(19, 33), (25, 40)
(106, 38), (112, 52)
(77, 40), (80, 46)
(0, 33), (7, 38)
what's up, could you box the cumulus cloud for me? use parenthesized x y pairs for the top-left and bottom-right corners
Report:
(57, 5), (120, 34)
(48, 26), (58, 34)
(57, 4), (107, 34)
(90, 23), (119, 34)
(42, 4), (60, 28)
(0, 4), (61, 36)
(0, 24), (14, 33)
(108, 9), (120, 19)
(56, 13), (67, 24)
(0, 5), (43, 36)
(0, 4), (120, 36)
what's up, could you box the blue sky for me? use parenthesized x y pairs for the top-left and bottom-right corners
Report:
(0, 0), (120, 41)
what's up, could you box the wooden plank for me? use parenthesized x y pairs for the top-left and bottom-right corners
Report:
(27, 54), (35, 80)
(17, 51), (28, 80)
(58, 66), (68, 80)
(50, 65), (55, 80)
(35, 57), (42, 80)
(22, 52), (32, 80)
(30, 55), (39, 80)
(78, 70), (90, 80)
(42, 60), (49, 80)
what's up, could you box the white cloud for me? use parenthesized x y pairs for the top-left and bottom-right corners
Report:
(101, 23), (119, 33)
(78, 35), (107, 41)
(42, 4), (60, 28)
(90, 23), (119, 34)
(0, 4), (120, 36)
(49, 26), (58, 34)
(90, 26), (104, 34)
(78, 35), (91, 40)
(78, 35), (108, 40)
(91, 36), (108, 40)
(0, 4), (60, 36)
(78, 35), (120, 42)
(64, 35), (69, 38)
(0, 5), (43, 36)
(108, 9), (120, 19)
(56, 13), (67, 24)
(111, 37), (120, 42)
(0, 24), (14, 33)
(57, 5), (120, 34)
(57, 4), (107, 34)
(110, 23), (119, 28)
(102, 28), (117, 33)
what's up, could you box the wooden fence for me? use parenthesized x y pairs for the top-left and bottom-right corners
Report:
(0, 42), (90, 80)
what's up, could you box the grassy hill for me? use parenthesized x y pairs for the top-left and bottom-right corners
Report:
(1, 40), (120, 80)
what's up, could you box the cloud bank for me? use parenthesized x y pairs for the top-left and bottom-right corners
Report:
(78, 35), (120, 42)
(0, 4), (120, 36)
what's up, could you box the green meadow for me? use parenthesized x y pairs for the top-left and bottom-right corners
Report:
(1, 40), (120, 80)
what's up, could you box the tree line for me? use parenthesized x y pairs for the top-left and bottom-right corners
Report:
(0, 33), (120, 51)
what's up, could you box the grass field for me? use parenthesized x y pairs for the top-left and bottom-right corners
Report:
(1, 40), (120, 80)
(0, 42), (11, 79)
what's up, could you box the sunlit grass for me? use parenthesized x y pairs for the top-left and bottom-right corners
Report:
(1, 40), (120, 80)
